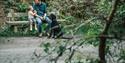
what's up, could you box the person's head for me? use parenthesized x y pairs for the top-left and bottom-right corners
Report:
(28, 5), (33, 11)
(34, 0), (40, 4)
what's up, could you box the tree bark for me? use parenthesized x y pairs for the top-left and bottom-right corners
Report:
(99, 0), (119, 63)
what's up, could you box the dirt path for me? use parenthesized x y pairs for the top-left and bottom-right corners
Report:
(0, 37), (50, 63)
(0, 37), (98, 63)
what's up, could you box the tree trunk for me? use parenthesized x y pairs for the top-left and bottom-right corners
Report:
(99, 0), (119, 63)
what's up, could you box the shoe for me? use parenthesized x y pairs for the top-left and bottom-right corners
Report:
(35, 27), (38, 31)
(46, 33), (50, 36)
(30, 28), (32, 31)
(38, 33), (42, 37)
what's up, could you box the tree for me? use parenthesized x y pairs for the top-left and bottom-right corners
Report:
(99, 0), (119, 63)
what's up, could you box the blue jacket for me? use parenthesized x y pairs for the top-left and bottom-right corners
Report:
(33, 2), (47, 16)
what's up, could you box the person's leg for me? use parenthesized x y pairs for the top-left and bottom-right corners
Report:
(30, 23), (33, 31)
(34, 19), (38, 31)
(45, 16), (52, 33)
(48, 29), (53, 38)
(29, 18), (33, 31)
(31, 18), (37, 31)
(34, 23), (37, 31)
(36, 17), (42, 34)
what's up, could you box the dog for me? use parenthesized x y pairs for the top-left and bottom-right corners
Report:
(48, 14), (63, 38)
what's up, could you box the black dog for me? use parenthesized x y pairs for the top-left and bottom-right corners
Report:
(48, 14), (63, 38)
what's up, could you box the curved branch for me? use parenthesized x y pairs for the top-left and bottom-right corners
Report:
(99, 0), (119, 63)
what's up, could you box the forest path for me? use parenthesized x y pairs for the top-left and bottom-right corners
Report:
(0, 37), (98, 63)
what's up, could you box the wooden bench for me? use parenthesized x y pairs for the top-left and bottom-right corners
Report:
(6, 12), (66, 32)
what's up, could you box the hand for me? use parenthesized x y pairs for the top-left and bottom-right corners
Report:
(43, 13), (47, 19)
(40, 16), (44, 20)
(34, 13), (37, 16)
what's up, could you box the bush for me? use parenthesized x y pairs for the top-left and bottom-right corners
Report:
(16, 3), (28, 12)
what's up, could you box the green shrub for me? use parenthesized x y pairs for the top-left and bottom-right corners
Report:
(16, 3), (28, 12)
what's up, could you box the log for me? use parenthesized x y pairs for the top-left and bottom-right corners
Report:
(6, 19), (66, 25)
(6, 21), (29, 25)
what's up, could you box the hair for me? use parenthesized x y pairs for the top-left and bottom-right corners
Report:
(41, 0), (45, 2)
(34, 0), (45, 2)
(27, 5), (32, 11)
(27, 2), (33, 11)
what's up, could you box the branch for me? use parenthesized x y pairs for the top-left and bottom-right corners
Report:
(51, 41), (69, 63)
(98, 35), (125, 40)
(99, 0), (119, 63)
(103, 0), (119, 33)
(66, 49), (75, 63)
(66, 40), (85, 62)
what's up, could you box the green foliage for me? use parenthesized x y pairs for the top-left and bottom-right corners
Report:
(118, 49), (125, 62)
(4, 0), (15, 13)
(18, 16), (28, 21)
(4, 0), (15, 7)
(108, 2), (125, 37)
(97, 0), (112, 15)
(43, 43), (50, 53)
(86, 18), (102, 36)
(4, 0), (28, 13)
(0, 25), (37, 37)
(16, 3), (28, 12)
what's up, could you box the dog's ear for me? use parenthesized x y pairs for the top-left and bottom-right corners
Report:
(50, 14), (56, 19)
(49, 14), (53, 20)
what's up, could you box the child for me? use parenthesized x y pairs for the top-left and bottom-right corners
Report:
(28, 5), (37, 31)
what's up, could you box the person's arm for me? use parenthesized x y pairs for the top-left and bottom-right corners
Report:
(32, 11), (44, 19)
(44, 3), (47, 13)
(29, 11), (36, 16)
(43, 13), (46, 19)
(43, 3), (47, 19)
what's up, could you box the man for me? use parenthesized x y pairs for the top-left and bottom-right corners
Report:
(33, 0), (52, 37)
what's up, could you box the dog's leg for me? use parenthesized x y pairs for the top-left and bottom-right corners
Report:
(48, 29), (52, 38)
(56, 32), (63, 38)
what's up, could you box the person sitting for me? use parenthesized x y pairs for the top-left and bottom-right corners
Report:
(33, 0), (52, 37)
(28, 5), (37, 31)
